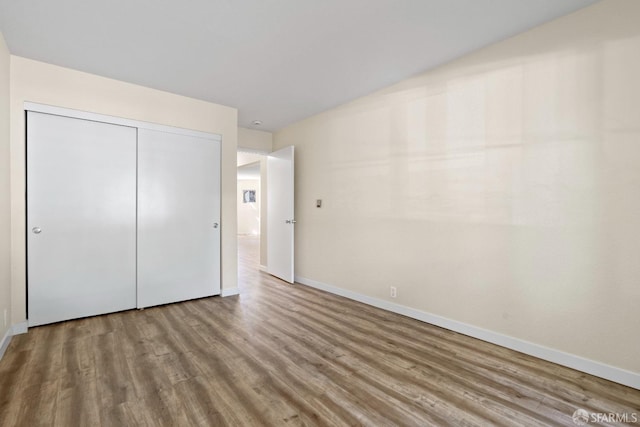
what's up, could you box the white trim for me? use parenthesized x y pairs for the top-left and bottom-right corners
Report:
(221, 287), (240, 297)
(0, 321), (29, 361)
(0, 327), (12, 361)
(24, 102), (222, 142)
(295, 275), (640, 390)
(12, 321), (28, 335)
(259, 264), (268, 273)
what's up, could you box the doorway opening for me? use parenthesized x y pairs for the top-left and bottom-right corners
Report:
(237, 146), (295, 286)
(237, 151), (267, 281)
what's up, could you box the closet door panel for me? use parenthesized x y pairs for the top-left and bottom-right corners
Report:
(137, 129), (221, 307)
(27, 112), (137, 326)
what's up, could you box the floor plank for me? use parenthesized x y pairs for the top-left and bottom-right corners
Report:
(0, 235), (638, 426)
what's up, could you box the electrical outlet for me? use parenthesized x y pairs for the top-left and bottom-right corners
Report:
(390, 286), (397, 298)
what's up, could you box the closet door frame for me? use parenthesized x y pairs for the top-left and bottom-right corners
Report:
(25, 102), (222, 326)
(25, 103), (220, 141)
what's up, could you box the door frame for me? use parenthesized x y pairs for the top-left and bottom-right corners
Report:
(24, 102), (220, 141)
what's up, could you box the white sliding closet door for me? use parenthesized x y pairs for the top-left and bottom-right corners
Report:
(137, 129), (221, 307)
(27, 112), (137, 326)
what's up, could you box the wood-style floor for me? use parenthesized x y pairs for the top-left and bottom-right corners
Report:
(1, 236), (639, 426)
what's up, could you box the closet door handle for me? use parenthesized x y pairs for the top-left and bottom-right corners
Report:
(32, 227), (42, 234)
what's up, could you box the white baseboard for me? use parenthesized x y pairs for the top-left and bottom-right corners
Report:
(259, 264), (268, 273)
(295, 275), (640, 390)
(0, 327), (12, 361)
(0, 321), (29, 361)
(221, 287), (240, 297)
(12, 321), (28, 335)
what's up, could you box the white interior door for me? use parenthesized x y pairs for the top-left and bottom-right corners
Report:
(137, 129), (221, 308)
(27, 112), (137, 326)
(267, 146), (295, 283)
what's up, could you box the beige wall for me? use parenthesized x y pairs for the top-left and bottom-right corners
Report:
(0, 33), (11, 339)
(237, 179), (261, 235)
(238, 127), (273, 152)
(10, 56), (239, 323)
(275, 0), (640, 375)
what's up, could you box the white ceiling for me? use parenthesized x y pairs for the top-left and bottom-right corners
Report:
(0, 0), (597, 131)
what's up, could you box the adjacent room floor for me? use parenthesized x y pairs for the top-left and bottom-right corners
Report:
(0, 235), (638, 426)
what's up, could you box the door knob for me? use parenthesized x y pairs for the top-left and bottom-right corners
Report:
(213, 223), (219, 229)
(32, 227), (42, 234)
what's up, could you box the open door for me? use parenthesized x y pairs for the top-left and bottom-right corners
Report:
(267, 146), (295, 283)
